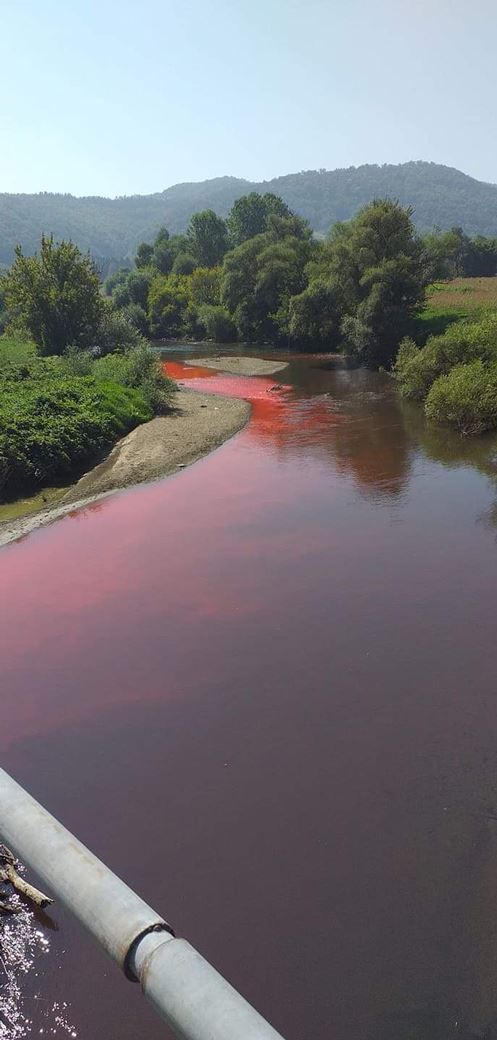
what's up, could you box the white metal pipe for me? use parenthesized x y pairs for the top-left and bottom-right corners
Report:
(0, 767), (285, 1039)
(130, 932), (285, 1040)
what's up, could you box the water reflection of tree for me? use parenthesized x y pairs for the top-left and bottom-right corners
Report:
(330, 393), (413, 502)
(402, 400), (497, 533)
(402, 400), (497, 482)
(316, 369), (413, 501)
(248, 366), (415, 502)
(289, 363), (497, 508)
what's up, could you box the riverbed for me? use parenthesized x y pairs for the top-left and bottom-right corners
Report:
(2, 349), (497, 1040)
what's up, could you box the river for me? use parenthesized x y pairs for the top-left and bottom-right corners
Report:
(2, 349), (497, 1040)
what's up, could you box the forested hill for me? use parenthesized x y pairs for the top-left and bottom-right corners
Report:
(2, 161), (497, 271)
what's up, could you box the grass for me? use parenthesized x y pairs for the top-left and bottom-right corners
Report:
(426, 277), (497, 310)
(416, 277), (497, 340)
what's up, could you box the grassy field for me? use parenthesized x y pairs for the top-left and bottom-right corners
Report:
(417, 277), (497, 340)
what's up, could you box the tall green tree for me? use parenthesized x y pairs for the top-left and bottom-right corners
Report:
(151, 227), (173, 274)
(187, 210), (228, 267)
(147, 274), (191, 338)
(189, 267), (222, 306)
(227, 192), (292, 247)
(171, 252), (196, 275)
(421, 226), (497, 280)
(314, 200), (426, 366)
(135, 241), (154, 269)
(221, 229), (311, 342)
(3, 235), (104, 355)
(288, 280), (340, 346)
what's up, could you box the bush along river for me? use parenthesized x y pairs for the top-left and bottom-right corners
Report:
(2, 347), (497, 1040)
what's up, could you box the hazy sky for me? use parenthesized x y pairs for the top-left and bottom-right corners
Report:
(2, 0), (497, 197)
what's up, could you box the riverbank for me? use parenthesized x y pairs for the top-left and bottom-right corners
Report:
(0, 387), (250, 548)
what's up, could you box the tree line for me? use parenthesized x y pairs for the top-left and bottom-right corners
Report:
(3, 193), (497, 372)
(99, 193), (497, 369)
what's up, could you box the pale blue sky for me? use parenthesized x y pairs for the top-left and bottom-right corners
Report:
(2, 0), (497, 197)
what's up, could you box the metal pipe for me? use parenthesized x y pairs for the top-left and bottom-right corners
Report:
(0, 767), (285, 1039)
(130, 932), (285, 1040)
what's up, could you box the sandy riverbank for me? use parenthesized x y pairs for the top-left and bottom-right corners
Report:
(0, 387), (250, 548)
(185, 356), (288, 376)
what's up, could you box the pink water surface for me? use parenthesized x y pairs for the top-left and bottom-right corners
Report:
(3, 356), (497, 1040)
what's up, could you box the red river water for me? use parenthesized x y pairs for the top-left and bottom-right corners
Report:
(2, 352), (497, 1040)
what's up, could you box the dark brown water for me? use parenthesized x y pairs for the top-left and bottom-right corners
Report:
(2, 352), (497, 1040)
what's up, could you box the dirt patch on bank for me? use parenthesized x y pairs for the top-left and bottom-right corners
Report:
(0, 388), (249, 548)
(186, 356), (288, 376)
(63, 388), (249, 500)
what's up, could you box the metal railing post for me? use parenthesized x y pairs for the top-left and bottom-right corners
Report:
(0, 767), (285, 1040)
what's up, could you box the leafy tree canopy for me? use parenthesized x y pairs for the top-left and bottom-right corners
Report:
(135, 242), (154, 269)
(422, 226), (497, 280)
(311, 199), (427, 366)
(2, 235), (104, 356)
(221, 225), (312, 343)
(187, 210), (229, 268)
(227, 193), (292, 247)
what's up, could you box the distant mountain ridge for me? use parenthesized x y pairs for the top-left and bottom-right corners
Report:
(2, 161), (497, 271)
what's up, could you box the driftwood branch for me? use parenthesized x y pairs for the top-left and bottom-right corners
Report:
(0, 844), (54, 909)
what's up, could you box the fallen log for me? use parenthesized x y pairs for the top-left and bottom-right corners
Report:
(0, 844), (53, 909)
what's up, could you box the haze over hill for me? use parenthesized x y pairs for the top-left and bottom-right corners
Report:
(2, 161), (497, 272)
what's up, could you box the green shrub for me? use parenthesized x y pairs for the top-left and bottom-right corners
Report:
(425, 360), (497, 435)
(92, 304), (147, 354)
(103, 269), (130, 296)
(93, 344), (175, 413)
(0, 282), (7, 334)
(394, 313), (497, 400)
(0, 335), (175, 413)
(189, 267), (222, 307)
(119, 303), (149, 336)
(0, 334), (176, 498)
(182, 304), (206, 339)
(171, 253), (196, 275)
(148, 274), (191, 338)
(0, 377), (152, 497)
(197, 304), (237, 343)
(288, 279), (341, 346)
(62, 345), (93, 376)
(0, 335), (64, 381)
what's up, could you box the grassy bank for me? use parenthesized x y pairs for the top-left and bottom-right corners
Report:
(417, 276), (497, 339)
(0, 336), (175, 501)
(396, 308), (497, 435)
